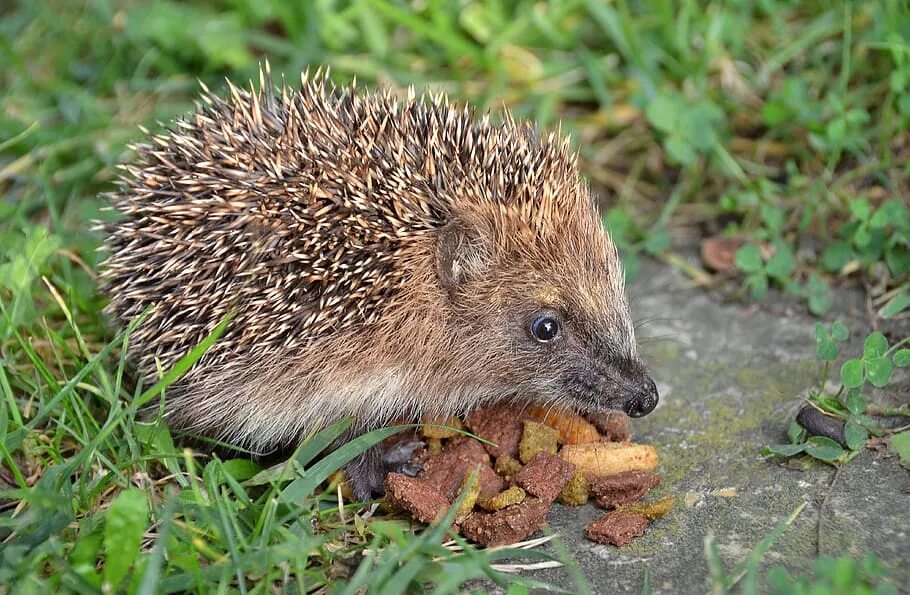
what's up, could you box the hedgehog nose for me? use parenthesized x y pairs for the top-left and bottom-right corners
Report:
(622, 377), (659, 417)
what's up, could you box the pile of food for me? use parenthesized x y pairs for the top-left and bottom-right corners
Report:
(380, 403), (672, 547)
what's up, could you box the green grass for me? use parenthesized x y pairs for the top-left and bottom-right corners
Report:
(1, 0), (909, 592)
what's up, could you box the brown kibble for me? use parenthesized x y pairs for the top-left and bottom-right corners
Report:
(418, 455), (464, 499)
(557, 470), (589, 506)
(586, 410), (631, 442)
(465, 402), (529, 458)
(478, 486), (526, 511)
(445, 436), (490, 465)
(420, 416), (464, 439)
(384, 473), (450, 524)
(494, 454), (523, 478)
(476, 463), (506, 499)
(617, 496), (675, 520)
(585, 511), (648, 546)
(588, 470), (661, 509)
(518, 421), (559, 464)
(512, 452), (575, 503)
(461, 498), (550, 547)
(559, 441), (658, 476)
(419, 437), (503, 501)
(526, 404), (600, 444)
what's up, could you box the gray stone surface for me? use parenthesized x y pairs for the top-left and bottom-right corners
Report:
(531, 259), (910, 593)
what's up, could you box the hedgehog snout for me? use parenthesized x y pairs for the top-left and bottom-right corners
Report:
(601, 356), (658, 417)
(620, 375), (659, 417)
(565, 356), (659, 417)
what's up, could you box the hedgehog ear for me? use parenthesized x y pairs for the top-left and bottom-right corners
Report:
(436, 221), (492, 294)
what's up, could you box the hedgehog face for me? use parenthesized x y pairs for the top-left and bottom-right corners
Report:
(503, 278), (658, 418)
(436, 216), (658, 418)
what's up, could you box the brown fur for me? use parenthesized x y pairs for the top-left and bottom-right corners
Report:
(100, 66), (656, 495)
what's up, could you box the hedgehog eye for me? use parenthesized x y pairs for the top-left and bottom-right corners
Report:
(530, 315), (560, 343)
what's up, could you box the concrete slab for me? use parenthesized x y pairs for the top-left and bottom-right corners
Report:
(529, 259), (910, 593)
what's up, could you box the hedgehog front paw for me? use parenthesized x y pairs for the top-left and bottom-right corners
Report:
(381, 439), (425, 477)
(345, 440), (425, 501)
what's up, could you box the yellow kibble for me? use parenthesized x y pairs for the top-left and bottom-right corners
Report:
(557, 470), (589, 506)
(478, 486), (526, 511)
(559, 441), (658, 476)
(494, 454), (523, 477)
(617, 496), (675, 520)
(454, 467), (482, 521)
(518, 420), (559, 464)
(426, 437), (443, 455)
(420, 416), (463, 439)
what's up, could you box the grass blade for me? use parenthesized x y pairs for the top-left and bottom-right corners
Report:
(280, 424), (409, 505)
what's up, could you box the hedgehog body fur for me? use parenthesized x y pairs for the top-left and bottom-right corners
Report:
(101, 67), (658, 498)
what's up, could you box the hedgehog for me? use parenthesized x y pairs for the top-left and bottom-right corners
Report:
(100, 66), (659, 499)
